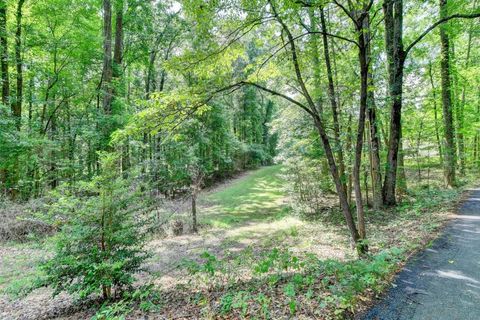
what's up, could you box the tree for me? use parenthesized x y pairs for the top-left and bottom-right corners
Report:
(0, 0), (9, 106)
(102, 0), (113, 123)
(41, 153), (150, 300)
(14, 0), (25, 131)
(382, 0), (480, 204)
(439, 0), (456, 187)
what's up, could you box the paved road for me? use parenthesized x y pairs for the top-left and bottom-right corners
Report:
(361, 188), (480, 320)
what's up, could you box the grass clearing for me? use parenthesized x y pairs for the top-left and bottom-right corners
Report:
(201, 165), (290, 228)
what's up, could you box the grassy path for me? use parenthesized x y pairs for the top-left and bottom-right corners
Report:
(147, 165), (308, 286)
(201, 165), (290, 227)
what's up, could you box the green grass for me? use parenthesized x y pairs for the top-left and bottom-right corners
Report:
(201, 165), (290, 228)
(0, 242), (46, 298)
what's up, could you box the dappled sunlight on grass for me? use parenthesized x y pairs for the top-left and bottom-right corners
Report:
(200, 165), (289, 228)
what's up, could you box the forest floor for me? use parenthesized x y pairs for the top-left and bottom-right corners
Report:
(0, 165), (470, 319)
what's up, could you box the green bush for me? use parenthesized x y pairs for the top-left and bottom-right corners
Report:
(41, 152), (151, 300)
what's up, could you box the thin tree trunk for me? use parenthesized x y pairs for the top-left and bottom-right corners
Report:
(429, 62), (443, 164)
(458, 16), (474, 174)
(49, 93), (58, 189)
(347, 114), (353, 206)
(28, 76), (33, 130)
(0, 0), (9, 106)
(364, 128), (370, 207)
(308, 8), (322, 113)
(364, 13), (383, 209)
(0, 1), (10, 195)
(416, 118), (424, 181)
(397, 138), (407, 195)
(308, 8), (330, 180)
(191, 193), (197, 233)
(102, 0), (113, 115)
(476, 95), (480, 169)
(352, 11), (369, 240)
(439, 0), (456, 187)
(13, 0), (25, 130)
(113, 0), (123, 79)
(320, 7), (347, 195)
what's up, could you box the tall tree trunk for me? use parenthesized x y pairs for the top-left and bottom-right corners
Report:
(476, 94), (480, 169)
(364, 13), (383, 209)
(49, 93), (58, 190)
(113, 0), (123, 79)
(113, 0), (128, 172)
(308, 8), (322, 112)
(308, 8), (330, 180)
(383, 0), (405, 206)
(102, 0), (113, 115)
(0, 0), (11, 194)
(382, 0), (405, 206)
(13, 0), (24, 131)
(320, 7), (347, 196)
(28, 76), (32, 130)
(0, 0), (9, 106)
(352, 11), (369, 240)
(439, 0), (456, 187)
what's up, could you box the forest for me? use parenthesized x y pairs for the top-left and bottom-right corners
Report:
(0, 0), (479, 319)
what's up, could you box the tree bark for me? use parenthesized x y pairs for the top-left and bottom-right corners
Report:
(382, 0), (405, 206)
(0, 0), (9, 106)
(13, 0), (25, 131)
(364, 12), (383, 209)
(439, 0), (456, 187)
(113, 0), (123, 79)
(320, 7), (347, 195)
(102, 0), (113, 115)
(308, 8), (323, 113)
(352, 8), (369, 240)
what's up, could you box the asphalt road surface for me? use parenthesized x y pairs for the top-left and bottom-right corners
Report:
(361, 188), (480, 320)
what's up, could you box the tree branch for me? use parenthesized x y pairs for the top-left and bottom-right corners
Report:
(333, 0), (359, 27)
(405, 11), (480, 56)
(212, 81), (315, 117)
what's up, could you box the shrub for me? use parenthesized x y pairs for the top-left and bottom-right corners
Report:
(283, 157), (334, 217)
(41, 152), (151, 300)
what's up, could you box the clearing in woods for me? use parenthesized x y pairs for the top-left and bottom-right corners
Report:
(148, 164), (348, 287)
(0, 165), (349, 319)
